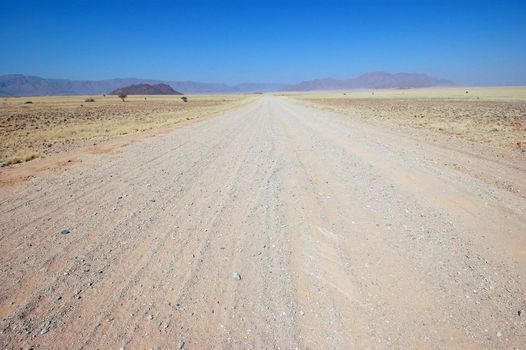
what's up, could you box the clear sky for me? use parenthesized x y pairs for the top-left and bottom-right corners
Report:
(1, 0), (525, 85)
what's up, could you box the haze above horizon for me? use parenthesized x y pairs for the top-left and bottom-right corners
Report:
(1, 0), (525, 86)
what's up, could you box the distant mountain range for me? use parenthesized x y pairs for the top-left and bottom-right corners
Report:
(109, 83), (182, 95)
(0, 74), (286, 96)
(284, 72), (456, 91)
(0, 72), (455, 96)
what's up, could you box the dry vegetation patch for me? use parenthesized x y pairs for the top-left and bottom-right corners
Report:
(0, 94), (257, 166)
(283, 87), (526, 152)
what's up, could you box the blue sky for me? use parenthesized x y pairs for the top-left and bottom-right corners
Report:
(1, 0), (525, 85)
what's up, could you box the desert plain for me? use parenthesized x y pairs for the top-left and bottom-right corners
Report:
(0, 88), (525, 349)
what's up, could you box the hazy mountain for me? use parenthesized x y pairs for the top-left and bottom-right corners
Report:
(0, 72), (455, 96)
(283, 78), (346, 92)
(284, 72), (456, 91)
(232, 82), (287, 93)
(0, 74), (286, 96)
(109, 83), (182, 95)
(168, 80), (233, 94)
(348, 72), (456, 89)
(0, 75), (164, 96)
(167, 81), (285, 93)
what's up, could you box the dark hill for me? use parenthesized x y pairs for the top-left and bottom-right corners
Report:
(109, 83), (182, 95)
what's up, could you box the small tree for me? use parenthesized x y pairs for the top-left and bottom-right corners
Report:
(181, 96), (188, 102)
(118, 94), (127, 102)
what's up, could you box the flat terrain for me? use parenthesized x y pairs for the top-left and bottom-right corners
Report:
(281, 87), (526, 152)
(0, 94), (256, 166)
(0, 94), (525, 349)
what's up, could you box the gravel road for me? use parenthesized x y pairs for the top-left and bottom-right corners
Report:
(1, 95), (525, 349)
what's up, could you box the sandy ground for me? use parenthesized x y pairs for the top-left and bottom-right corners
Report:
(281, 87), (526, 152)
(0, 95), (525, 349)
(1, 94), (255, 166)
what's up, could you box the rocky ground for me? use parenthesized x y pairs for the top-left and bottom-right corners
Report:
(283, 87), (526, 152)
(0, 94), (254, 166)
(0, 95), (525, 349)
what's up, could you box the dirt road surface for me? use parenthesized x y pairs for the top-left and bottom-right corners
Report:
(1, 95), (525, 349)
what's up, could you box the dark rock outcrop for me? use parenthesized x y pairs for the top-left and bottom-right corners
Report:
(109, 83), (182, 95)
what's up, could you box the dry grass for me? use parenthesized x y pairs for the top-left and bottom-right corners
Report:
(0, 94), (258, 166)
(280, 87), (526, 151)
